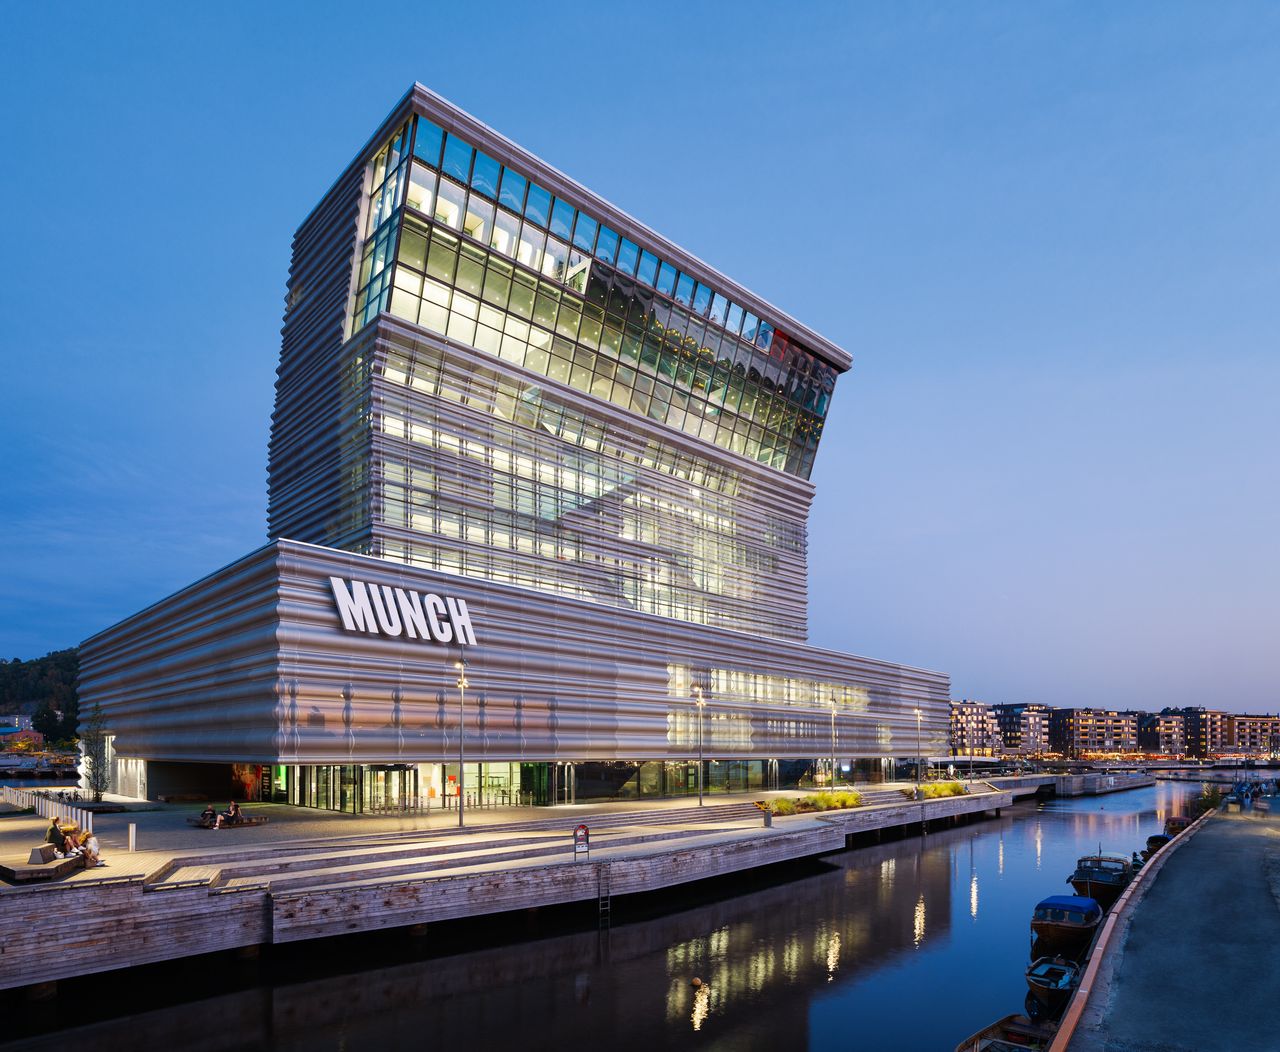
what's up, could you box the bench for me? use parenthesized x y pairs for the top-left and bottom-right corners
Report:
(186, 815), (270, 829)
(0, 847), (87, 884)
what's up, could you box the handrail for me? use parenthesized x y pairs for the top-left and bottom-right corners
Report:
(2, 785), (93, 834)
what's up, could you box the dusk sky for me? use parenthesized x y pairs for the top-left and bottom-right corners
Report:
(1, 3), (1277, 711)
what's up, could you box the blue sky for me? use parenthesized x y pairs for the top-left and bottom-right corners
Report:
(1, 3), (1276, 710)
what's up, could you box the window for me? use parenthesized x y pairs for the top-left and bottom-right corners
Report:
(442, 134), (473, 182)
(413, 119), (443, 167)
(490, 208), (521, 257)
(463, 194), (493, 242)
(616, 238), (638, 275)
(406, 163), (436, 214)
(435, 179), (465, 229)
(572, 213), (597, 253)
(524, 183), (551, 227)
(550, 198), (575, 240)
(637, 250), (659, 286)
(471, 151), (500, 198)
(499, 168), (527, 212)
(517, 221), (545, 270)
(656, 261), (677, 295)
(596, 226), (619, 265)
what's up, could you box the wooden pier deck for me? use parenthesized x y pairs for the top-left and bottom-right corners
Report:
(0, 786), (1011, 992)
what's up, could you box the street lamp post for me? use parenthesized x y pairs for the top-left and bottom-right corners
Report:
(830, 697), (838, 792)
(693, 683), (706, 806)
(914, 708), (923, 799)
(455, 659), (468, 829)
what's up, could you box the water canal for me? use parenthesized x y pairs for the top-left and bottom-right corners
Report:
(1, 782), (1199, 1051)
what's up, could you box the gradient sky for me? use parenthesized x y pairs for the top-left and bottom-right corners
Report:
(1, 3), (1277, 711)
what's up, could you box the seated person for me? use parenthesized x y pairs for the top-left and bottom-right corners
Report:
(199, 804), (218, 826)
(78, 831), (103, 867)
(44, 816), (68, 856)
(214, 800), (242, 829)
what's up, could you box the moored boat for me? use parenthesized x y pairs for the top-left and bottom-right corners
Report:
(1067, 852), (1133, 909)
(1164, 815), (1192, 836)
(1029, 895), (1102, 955)
(1142, 833), (1172, 860)
(1024, 955), (1080, 1021)
(953, 1012), (1057, 1052)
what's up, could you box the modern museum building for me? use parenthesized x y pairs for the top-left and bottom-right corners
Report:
(80, 85), (950, 813)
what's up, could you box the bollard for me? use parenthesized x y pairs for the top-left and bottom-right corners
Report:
(128, 822), (137, 852)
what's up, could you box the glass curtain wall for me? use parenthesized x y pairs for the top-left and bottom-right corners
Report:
(369, 115), (836, 478)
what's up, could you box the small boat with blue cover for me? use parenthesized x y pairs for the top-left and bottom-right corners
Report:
(1029, 894), (1102, 954)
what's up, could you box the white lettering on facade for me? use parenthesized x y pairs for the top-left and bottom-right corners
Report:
(423, 593), (454, 643)
(329, 577), (475, 645)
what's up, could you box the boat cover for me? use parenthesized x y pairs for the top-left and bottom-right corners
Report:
(1034, 895), (1102, 917)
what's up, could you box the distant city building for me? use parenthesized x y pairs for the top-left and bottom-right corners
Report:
(991, 703), (1051, 756)
(0, 727), (44, 747)
(1137, 712), (1186, 756)
(949, 701), (1002, 757)
(1181, 708), (1232, 758)
(1048, 709), (1139, 758)
(1230, 715), (1280, 757)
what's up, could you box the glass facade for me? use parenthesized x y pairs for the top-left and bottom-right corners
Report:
(370, 336), (810, 637)
(352, 117), (838, 479)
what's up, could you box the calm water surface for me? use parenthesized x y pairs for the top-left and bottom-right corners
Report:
(3, 783), (1198, 1052)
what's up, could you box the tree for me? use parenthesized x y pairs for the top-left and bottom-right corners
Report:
(32, 702), (62, 742)
(81, 700), (111, 803)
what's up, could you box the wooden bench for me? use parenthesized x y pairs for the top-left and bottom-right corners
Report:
(186, 815), (270, 829)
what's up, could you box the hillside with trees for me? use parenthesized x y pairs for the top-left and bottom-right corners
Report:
(0, 648), (79, 742)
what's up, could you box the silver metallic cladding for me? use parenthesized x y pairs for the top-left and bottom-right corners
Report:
(367, 317), (814, 640)
(267, 161), (369, 546)
(79, 540), (950, 767)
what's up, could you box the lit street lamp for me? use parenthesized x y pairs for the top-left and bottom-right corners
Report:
(455, 659), (468, 829)
(694, 683), (706, 806)
(830, 696), (838, 791)
(914, 708), (923, 799)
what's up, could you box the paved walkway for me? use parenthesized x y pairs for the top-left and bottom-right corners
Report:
(1070, 807), (1280, 1051)
(0, 782), (931, 885)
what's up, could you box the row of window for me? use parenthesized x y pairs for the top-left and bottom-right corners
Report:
(389, 221), (822, 475)
(409, 115), (832, 376)
(404, 166), (834, 412)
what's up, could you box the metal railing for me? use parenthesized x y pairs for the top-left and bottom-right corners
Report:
(2, 786), (94, 834)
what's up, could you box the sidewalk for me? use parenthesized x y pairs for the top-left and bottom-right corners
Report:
(0, 782), (928, 884)
(1069, 807), (1280, 1051)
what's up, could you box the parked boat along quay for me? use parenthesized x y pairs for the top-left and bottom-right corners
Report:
(0, 781), (1198, 1049)
(1064, 804), (1280, 1052)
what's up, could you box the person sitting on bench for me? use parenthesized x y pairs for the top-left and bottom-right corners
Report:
(44, 816), (68, 856)
(199, 804), (218, 827)
(214, 800), (242, 829)
(77, 830), (103, 867)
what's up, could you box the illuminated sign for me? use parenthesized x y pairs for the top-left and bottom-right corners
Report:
(328, 577), (477, 645)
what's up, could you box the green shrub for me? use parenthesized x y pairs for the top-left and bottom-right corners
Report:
(1190, 785), (1223, 818)
(905, 781), (967, 800)
(769, 791), (863, 815)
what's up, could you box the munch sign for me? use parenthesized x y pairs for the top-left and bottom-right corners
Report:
(329, 577), (477, 645)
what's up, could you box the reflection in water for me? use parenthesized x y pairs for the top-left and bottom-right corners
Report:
(1, 783), (1199, 1052)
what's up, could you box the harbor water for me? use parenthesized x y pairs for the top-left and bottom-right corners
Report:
(0, 782), (1199, 1051)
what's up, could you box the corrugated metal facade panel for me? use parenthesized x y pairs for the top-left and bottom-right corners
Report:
(80, 541), (950, 766)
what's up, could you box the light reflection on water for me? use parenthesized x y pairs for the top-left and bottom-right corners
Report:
(0, 782), (1201, 1052)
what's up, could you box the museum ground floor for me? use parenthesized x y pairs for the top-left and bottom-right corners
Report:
(108, 755), (902, 813)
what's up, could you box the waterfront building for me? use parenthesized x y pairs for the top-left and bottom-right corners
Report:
(1181, 708), (1232, 759)
(1230, 715), (1280, 758)
(78, 85), (950, 811)
(991, 703), (1051, 756)
(949, 701), (1002, 757)
(1137, 712), (1186, 757)
(1048, 709), (1139, 759)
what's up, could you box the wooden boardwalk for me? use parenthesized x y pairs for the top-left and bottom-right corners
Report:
(0, 787), (1010, 991)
